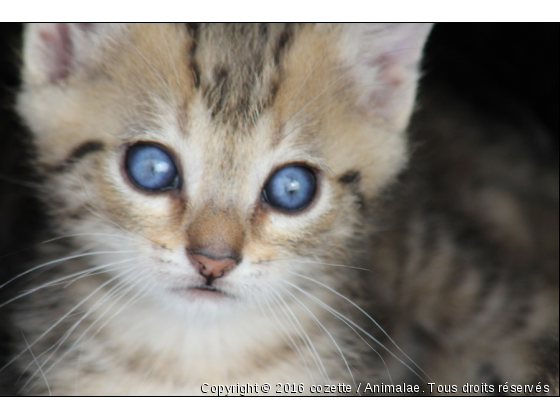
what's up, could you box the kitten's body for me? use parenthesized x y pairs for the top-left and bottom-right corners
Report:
(4, 23), (558, 395)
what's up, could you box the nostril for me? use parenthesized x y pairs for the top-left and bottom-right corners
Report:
(187, 252), (238, 280)
(187, 253), (205, 272)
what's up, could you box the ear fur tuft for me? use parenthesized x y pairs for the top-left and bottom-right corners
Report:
(341, 23), (433, 127)
(22, 23), (122, 85)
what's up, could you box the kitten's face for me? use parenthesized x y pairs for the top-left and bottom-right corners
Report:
(18, 24), (430, 319)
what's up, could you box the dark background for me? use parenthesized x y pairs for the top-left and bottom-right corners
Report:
(0, 23), (558, 394)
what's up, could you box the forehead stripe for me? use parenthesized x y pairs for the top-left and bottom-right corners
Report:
(51, 140), (105, 173)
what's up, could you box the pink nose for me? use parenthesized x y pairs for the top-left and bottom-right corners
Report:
(188, 253), (237, 280)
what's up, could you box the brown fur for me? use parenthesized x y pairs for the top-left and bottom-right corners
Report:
(5, 23), (558, 395)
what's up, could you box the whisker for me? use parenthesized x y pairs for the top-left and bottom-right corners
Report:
(47, 268), (138, 352)
(287, 269), (432, 382)
(0, 257), (137, 308)
(74, 347), (84, 396)
(268, 288), (331, 384)
(1, 264), (137, 375)
(0, 172), (41, 189)
(0, 250), (137, 292)
(257, 292), (316, 383)
(42, 278), (152, 386)
(0, 232), (140, 261)
(41, 232), (136, 244)
(21, 332), (52, 396)
(82, 280), (151, 345)
(276, 283), (357, 390)
(289, 258), (372, 273)
(282, 279), (393, 387)
(18, 269), (139, 393)
(61, 258), (138, 289)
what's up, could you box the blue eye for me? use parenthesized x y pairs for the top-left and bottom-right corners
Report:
(263, 165), (317, 211)
(125, 143), (179, 191)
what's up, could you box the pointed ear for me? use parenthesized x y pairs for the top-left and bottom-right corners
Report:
(341, 23), (433, 128)
(21, 23), (123, 86)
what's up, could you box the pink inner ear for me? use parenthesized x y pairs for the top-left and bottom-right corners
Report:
(351, 24), (432, 122)
(38, 23), (73, 81)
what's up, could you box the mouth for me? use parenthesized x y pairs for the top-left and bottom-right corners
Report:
(171, 285), (228, 299)
(193, 284), (219, 292)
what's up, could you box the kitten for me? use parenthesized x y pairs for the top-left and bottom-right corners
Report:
(2, 23), (558, 395)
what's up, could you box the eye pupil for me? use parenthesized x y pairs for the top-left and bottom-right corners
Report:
(125, 143), (179, 191)
(263, 165), (316, 211)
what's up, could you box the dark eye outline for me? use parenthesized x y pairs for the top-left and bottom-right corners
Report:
(261, 163), (320, 214)
(122, 141), (181, 194)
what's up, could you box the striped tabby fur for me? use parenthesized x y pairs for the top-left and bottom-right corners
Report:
(3, 23), (557, 395)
